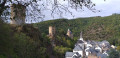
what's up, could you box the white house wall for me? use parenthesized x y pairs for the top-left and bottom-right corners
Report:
(73, 51), (83, 57)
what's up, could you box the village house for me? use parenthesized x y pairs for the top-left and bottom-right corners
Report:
(65, 52), (81, 58)
(65, 32), (113, 58)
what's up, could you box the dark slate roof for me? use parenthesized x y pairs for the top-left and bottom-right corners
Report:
(77, 40), (84, 43)
(75, 40), (84, 46)
(65, 52), (76, 57)
(89, 47), (98, 53)
(70, 31), (72, 34)
(65, 52), (81, 58)
(73, 45), (82, 51)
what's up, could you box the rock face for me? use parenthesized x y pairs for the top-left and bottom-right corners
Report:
(10, 4), (26, 25)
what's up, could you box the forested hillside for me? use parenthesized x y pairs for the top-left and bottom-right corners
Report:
(0, 20), (53, 58)
(1, 14), (120, 58)
(0, 19), (73, 58)
(34, 14), (120, 46)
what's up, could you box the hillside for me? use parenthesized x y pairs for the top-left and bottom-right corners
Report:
(34, 14), (120, 46)
(1, 14), (120, 58)
(0, 20), (54, 58)
(0, 19), (73, 58)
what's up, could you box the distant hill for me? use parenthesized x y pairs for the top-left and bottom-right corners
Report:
(34, 14), (120, 45)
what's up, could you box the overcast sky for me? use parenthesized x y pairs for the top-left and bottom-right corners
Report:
(3, 0), (120, 23)
(42, 0), (120, 21)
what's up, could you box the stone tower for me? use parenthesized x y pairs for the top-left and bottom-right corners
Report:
(10, 4), (26, 25)
(49, 26), (56, 38)
(66, 29), (73, 39)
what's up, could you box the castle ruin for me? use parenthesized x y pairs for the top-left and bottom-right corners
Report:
(10, 4), (26, 25)
(49, 26), (56, 39)
(66, 29), (73, 39)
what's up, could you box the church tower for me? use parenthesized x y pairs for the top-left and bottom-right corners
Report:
(66, 29), (73, 39)
(10, 4), (26, 25)
(79, 31), (83, 41)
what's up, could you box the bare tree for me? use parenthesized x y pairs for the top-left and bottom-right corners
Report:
(0, 0), (98, 23)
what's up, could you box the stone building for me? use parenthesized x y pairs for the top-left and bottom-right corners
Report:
(65, 32), (110, 58)
(49, 26), (56, 39)
(10, 4), (26, 25)
(66, 29), (73, 39)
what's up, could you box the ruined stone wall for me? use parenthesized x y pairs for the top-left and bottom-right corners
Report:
(66, 29), (73, 39)
(49, 26), (56, 38)
(66, 30), (71, 37)
(10, 4), (26, 25)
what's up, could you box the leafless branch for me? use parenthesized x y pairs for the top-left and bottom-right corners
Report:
(0, 0), (98, 22)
